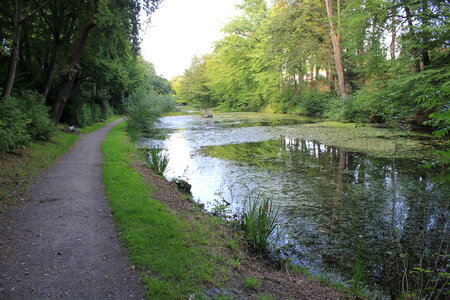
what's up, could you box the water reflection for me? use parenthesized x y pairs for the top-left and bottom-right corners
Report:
(205, 137), (449, 298)
(143, 114), (449, 298)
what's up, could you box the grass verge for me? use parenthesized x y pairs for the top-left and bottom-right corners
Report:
(0, 116), (121, 208)
(102, 122), (229, 299)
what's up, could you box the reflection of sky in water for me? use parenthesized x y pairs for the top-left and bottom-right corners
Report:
(142, 114), (449, 294)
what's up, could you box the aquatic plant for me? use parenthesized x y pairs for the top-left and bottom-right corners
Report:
(241, 194), (280, 254)
(352, 247), (364, 294)
(387, 226), (450, 299)
(211, 190), (232, 219)
(145, 146), (170, 176)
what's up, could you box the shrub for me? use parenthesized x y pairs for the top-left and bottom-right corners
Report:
(0, 96), (31, 152)
(0, 91), (56, 152)
(289, 90), (332, 117)
(100, 99), (114, 120)
(91, 103), (101, 123)
(18, 90), (56, 140)
(123, 88), (177, 140)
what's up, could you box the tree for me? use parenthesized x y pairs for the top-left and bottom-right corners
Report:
(206, 0), (267, 110)
(2, 0), (50, 97)
(178, 56), (216, 109)
(324, 0), (347, 99)
(51, 0), (162, 123)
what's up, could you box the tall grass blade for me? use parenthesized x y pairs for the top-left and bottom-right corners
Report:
(241, 194), (279, 254)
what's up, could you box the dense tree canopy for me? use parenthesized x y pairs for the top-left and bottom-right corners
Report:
(0, 0), (172, 151)
(176, 0), (449, 129)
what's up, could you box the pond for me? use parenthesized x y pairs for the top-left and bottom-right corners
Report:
(141, 113), (449, 298)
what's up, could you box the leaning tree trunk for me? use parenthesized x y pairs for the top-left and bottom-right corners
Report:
(41, 33), (62, 100)
(2, 0), (22, 98)
(51, 15), (95, 123)
(324, 0), (347, 100)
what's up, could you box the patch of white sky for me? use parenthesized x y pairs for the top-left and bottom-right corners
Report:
(140, 0), (244, 80)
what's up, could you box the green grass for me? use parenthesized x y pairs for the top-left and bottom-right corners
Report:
(102, 122), (228, 299)
(78, 115), (122, 134)
(244, 276), (261, 291)
(0, 116), (120, 205)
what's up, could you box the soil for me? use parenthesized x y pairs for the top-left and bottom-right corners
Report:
(134, 161), (354, 300)
(0, 119), (144, 299)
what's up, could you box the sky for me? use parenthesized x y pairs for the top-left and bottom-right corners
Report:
(140, 0), (242, 80)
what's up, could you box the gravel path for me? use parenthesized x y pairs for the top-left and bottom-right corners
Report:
(0, 119), (143, 299)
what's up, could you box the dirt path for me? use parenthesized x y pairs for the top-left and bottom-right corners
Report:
(0, 119), (143, 299)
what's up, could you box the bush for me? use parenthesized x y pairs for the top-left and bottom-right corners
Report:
(18, 90), (56, 140)
(123, 88), (177, 140)
(0, 96), (31, 152)
(340, 91), (397, 123)
(66, 99), (114, 128)
(100, 99), (114, 120)
(339, 63), (450, 125)
(0, 91), (56, 152)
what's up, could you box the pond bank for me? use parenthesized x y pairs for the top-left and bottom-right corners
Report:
(142, 112), (449, 299)
(103, 121), (354, 299)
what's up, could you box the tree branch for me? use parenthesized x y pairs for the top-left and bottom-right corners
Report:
(21, 0), (50, 23)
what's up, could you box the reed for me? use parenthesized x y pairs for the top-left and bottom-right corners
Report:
(241, 194), (279, 254)
(146, 146), (170, 176)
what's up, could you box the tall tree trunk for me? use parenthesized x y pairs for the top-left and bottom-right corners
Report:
(41, 33), (62, 99)
(2, 0), (22, 98)
(389, 2), (397, 60)
(51, 15), (96, 123)
(324, 0), (347, 100)
(2, 0), (50, 98)
(402, 1), (420, 71)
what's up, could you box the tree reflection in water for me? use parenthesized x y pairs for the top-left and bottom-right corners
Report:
(205, 137), (448, 298)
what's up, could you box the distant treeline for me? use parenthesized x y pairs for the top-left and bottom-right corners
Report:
(175, 0), (449, 133)
(0, 0), (173, 152)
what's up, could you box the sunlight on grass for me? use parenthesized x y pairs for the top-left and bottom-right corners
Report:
(102, 122), (228, 299)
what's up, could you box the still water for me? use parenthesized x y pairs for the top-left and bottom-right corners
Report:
(142, 113), (449, 297)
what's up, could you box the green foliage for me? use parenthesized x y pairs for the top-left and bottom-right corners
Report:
(177, 56), (217, 109)
(339, 62), (450, 125)
(144, 147), (170, 176)
(352, 247), (364, 294)
(0, 96), (30, 152)
(286, 89), (334, 117)
(241, 194), (279, 254)
(244, 276), (262, 291)
(0, 91), (56, 152)
(18, 90), (56, 140)
(0, 0), (164, 140)
(123, 88), (176, 140)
